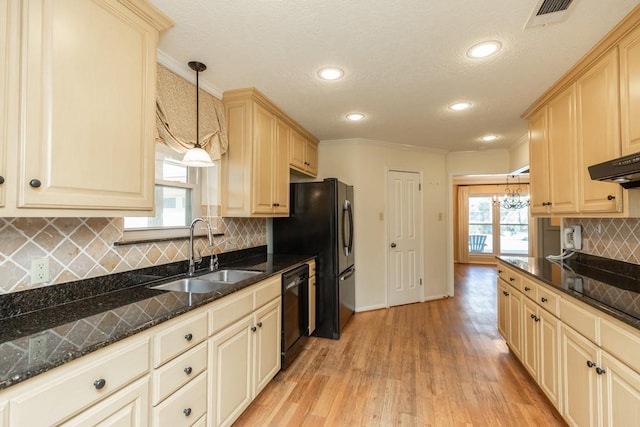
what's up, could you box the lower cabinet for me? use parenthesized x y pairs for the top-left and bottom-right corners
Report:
(497, 278), (522, 359)
(209, 297), (281, 427)
(600, 350), (640, 427)
(62, 377), (150, 427)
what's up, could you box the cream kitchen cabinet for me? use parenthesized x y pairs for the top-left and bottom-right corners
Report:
(497, 275), (522, 359)
(528, 107), (551, 215)
(521, 283), (562, 411)
(208, 274), (282, 427)
(0, 0), (172, 217)
(308, 259), (317, 335)
(547, 85), (579, 215)
(0, 0), (13, 209)
(576, 49), (624, 213)
(7, 333), (150, 426)
(289, 129), (318, 177)
(619, 24), (640, 156)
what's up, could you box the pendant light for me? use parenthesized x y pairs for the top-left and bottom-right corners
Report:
(492, 174), (530, 210)
(182, 61), (214, 167)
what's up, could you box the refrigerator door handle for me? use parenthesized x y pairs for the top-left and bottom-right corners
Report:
(342, 200), (353, 256)
(340, 266), (355, 281)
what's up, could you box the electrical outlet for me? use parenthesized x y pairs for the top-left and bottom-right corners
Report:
(28, 335), (48, 364)
(30, 258), (50, 285)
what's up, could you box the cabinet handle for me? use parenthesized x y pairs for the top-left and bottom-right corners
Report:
(596, 367), (606, 375)
(272, 203), (280, 207)
(251, 326), (257, 332)
(534, 316), (540, 322)
(524, 286), (531, 292)
(183, 408), (192, 417)
(0, 176), (4, 185)
(93, 378), (106, 390)
(530, 313), (536, 319)
(184, 367), (193, 375)
(586, 360), (596, 368)
(504, 291), (510, 296)
(540, 297), (548, 303)
(184, 333), (193, 341)
(29, 179), (41, 188)
(257, 322), (263, 328)
(498, 269), (503, 273)
(509, 277), (515, 282)
(607, 195), (615, 201)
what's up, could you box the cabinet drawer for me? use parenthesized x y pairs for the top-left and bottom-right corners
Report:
(560, 298), (599, 343)
(521, 278), (537, 301)
(153, 341), (208, 405)
(210, 288), (254, 336)
(536, 285), (560, 316)
(10, 335), (149, 426)
(498, 266), (522, 291)
(154, 310), (208, 368)
(254, 275), (281, 309)
(601, 319), (640, 374)
(61, 376), (149, 427)
(152, 371), (207, 427)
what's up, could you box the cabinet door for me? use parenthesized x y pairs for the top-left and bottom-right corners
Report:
(601, 350), (640, 427)
(209, 315), (253, 427)
(273, 117), (290, 215)
(18, 0), (156, 211)
(539, 309), (561, 411)
(548, 86), (579, 214)
(289, 129), (306, 171)
(251, 103), (276, 214)
(561, 326), (599, 427)
(528, 107), (550, 214)
(619, 25), (640, 156)
(522, 299), (539, 379)
(0, 0), (14, 209)
(507, 287), (523, 359)
(61, 377), (149, 427)
(305, 140), (318, 176)
(497, 280), (509, 340)
(253, 298), (281, 396)
(576, 49), (623, 213)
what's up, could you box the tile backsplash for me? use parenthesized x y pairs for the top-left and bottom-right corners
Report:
(564, 217), (640, 265)
(0, 217), (266, 294)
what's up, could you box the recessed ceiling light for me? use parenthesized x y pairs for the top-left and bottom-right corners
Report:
(318, 67), (344, 80)
(346, 113), (365, 121)
(467, 41), (502, 58)
(449, 102), (472, 111)
(481, 134), (498, 142)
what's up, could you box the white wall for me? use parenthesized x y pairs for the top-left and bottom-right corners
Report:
(318, 139), (448, 311)
(446, 149), (510, 175)
(509, 135), (529, 173)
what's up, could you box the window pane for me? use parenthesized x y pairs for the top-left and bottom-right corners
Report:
(499, 204), (529, 255)
(124, 185), (192, 229)
(469, 196), (493, 253)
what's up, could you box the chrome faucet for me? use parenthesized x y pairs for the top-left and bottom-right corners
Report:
(188, 217), (214, 276)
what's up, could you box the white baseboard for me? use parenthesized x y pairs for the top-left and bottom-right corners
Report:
(355, 304), (387, 312)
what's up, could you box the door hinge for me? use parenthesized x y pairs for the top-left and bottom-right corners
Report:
(420, 278), (423, 285)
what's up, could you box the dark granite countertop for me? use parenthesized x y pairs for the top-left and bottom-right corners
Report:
(498, 253), (640, 331)
(0, 246), (313, 391)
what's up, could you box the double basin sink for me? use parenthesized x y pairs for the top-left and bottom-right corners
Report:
(148, 269), (262, 294)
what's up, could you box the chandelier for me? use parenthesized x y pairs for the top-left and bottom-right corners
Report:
(493, 174), (530, 210)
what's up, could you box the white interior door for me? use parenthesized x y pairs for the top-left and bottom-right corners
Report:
(387, 170), (423, 307)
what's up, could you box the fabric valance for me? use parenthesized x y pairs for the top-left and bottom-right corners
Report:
(155, 64), (228, 160)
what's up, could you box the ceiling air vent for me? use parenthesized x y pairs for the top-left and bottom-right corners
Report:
(525, 0), (577, 28)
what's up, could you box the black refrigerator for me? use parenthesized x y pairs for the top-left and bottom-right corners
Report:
(273, 178), (355, 339)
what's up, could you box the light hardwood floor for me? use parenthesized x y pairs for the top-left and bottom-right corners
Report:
(234, 264), (566, 426)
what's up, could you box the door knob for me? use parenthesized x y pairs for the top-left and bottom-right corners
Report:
(390, 243), (396, 248)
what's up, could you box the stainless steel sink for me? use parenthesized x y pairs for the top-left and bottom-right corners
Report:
(149, 278), (228, 294)
(199, 269), (262, 283)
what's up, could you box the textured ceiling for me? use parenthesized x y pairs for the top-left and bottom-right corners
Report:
(150, 0), (640, 153)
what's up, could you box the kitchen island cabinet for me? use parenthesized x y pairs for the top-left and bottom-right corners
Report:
(498, 257), (640, 427)
(0, 0), (172, 217)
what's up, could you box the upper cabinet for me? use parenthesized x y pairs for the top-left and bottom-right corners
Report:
(0, 0), (172, 217)
(0, 0), (13, 209)
(221, 88), (319, 217)
(619, 24), (640, 156)
(523, 6), (640, 217)
(289, 129), (318, 177)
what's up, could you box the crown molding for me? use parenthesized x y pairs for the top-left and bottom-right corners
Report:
(320, 138), (448, 154)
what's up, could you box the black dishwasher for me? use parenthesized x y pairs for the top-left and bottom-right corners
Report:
(281, 264), (309, 369)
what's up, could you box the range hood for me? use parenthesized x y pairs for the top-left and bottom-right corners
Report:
(588, 152), (640, 189)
